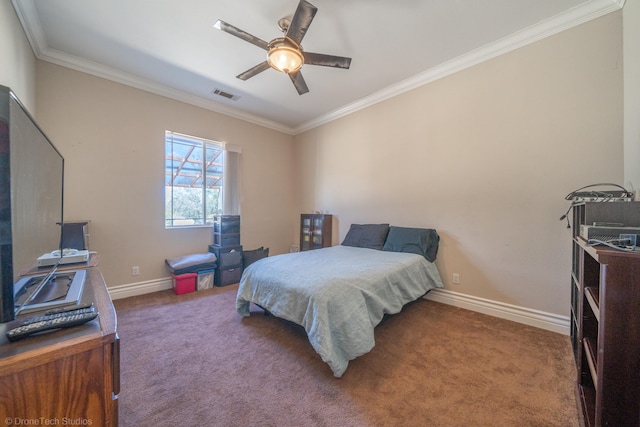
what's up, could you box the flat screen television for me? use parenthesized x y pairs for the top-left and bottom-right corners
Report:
(0, 85), (84, 323)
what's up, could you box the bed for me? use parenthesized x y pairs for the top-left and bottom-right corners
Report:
(236, 224), (444, 377)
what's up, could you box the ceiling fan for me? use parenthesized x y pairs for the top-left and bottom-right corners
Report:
(214, 0), (352, 95)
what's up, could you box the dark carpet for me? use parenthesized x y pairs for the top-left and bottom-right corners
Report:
(113, 284), (579, 426)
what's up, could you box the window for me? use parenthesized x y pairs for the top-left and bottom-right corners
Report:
(165, 131), (224, 227)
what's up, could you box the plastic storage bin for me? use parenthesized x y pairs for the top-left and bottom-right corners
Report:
(172, 273), (197, 295)
(208, 245), (243, 268)
(197, 269), (215, 291)
(213, 215), (240, 234)
(214, 267), (242, 287)
(213, 233), (240, 247)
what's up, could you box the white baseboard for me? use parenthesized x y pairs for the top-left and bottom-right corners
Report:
(424, 288), (570, 335)
(108, 280), (571, 335)
(108, 277), (173, 300)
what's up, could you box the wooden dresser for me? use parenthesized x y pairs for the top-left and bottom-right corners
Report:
(0, 266), (119, 425)
(570, 202), (640, 426)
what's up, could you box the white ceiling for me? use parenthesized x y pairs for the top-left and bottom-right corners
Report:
(12, 0), (623, 134)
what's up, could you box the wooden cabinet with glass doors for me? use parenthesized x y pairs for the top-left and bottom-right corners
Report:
(300, 214), (332, 251)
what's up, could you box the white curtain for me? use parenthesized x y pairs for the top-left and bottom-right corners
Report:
(222, 143), (242, 215)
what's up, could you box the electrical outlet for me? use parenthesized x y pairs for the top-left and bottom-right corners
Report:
(132, 266), (140, 276)
(452, 273), (460, 284)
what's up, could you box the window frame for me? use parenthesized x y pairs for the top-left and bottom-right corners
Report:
(164, 131), (224, 229)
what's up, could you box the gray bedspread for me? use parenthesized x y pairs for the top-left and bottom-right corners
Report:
(236, 245), (444, 377)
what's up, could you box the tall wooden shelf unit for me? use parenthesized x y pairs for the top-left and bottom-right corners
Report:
(570, 202), (640, 427)
(300, 214), (332, 251)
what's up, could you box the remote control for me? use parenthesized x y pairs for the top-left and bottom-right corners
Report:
(6, 311), (99, 342)
(21, 304), (96, 326)
(44, 303), (94, 315)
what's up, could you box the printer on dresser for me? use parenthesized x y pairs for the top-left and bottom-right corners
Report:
(209, 215), (243, 286)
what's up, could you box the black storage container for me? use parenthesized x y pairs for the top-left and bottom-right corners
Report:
(208, 245), (243, 269)
(213, 215), (241, 245)
(215, 266), (242, 287)
(213, 233), (240, 247)
(213, 215), (240, 234)
(211, 215), (243, 287)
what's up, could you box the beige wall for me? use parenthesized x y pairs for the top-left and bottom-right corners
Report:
(293, 12), (624, 316)
(0, 1), (36, 111)
(625, 0), (640, 197)
(35, 62), (297, 287)
(2, 3), (629, 318)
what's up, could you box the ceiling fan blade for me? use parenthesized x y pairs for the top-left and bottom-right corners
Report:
(289, 71), (309, 95)
(214, 20), (269, 51)
(303, 52), (352, 69)
(285, 0), (318, 45)
(237, 61), (271, 80)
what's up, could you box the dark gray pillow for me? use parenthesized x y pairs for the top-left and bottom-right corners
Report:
(382, 226), (440, 262)
(243, 247), (269, 269)
(341, 224), (390, 250)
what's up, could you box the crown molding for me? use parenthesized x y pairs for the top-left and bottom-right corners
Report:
(11, 0), (45, 57)
(11, 0), (295, 135)
(12, 0), (624, 136)
(293, 0), (625, 134)
(40, 48), (295, 134)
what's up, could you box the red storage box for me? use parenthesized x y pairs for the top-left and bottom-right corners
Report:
(172, 273), (197, 295)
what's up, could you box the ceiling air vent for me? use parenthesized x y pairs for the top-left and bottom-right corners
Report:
(212, 88), (240, 101)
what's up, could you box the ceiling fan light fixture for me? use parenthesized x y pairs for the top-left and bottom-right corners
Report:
(267, 40), (303, 74)
(215, 1), (351, 95)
